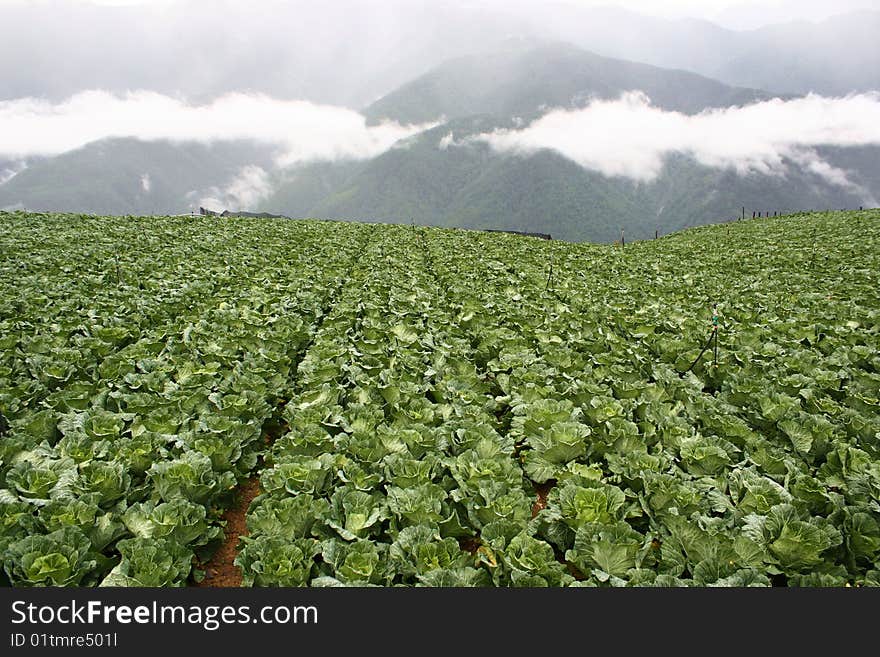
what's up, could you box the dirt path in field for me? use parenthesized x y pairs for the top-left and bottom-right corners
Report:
(531, 480), (555, 517)
(528, 479), (586, 581)
(193, 241), (369, 587)
(195, 476), (261, 587)
(194, 421), (285, 587)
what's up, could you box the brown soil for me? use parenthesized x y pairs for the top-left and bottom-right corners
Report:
(193, 412), (287, 587)
(458, 536), (482, 554)
(528, 479), (585, 580)
(195, 476), (261, 587)
(566, 562), (586, 581)
(531, 480), (555, 518)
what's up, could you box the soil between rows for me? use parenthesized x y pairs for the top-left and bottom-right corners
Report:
(531, 480), (555, 517)
(195, 477), (261, 588)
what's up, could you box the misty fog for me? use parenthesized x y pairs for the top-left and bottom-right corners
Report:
(3, 88), (879, 207)
(1, 0), (877, 105)
(476, 92), (880, 197)
(1, 0), (878, 222)
(0, 90), (432, 162)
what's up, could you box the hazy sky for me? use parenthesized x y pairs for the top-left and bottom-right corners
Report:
(2, 0), (876, 106)
(0, 0), (874, 29)
(1, 0), (877, 209)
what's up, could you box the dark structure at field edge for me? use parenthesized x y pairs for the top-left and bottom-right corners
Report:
(484, 228), (552, 240)
(198, 207), (552, 240)
(221, 210), (292, 219)
(197, 207), (292, 219)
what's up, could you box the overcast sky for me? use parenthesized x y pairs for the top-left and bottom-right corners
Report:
(1, 0), (877, 206)
(1, 0), (875, 106)
(0, 0), (875, 29)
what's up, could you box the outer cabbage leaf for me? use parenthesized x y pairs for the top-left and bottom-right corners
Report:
(320, 538), (391, 586)
(235, 536), (319, 587)
(552, 480), (627, 529)
(503, 532), (573, 587)
(325, 486), (388, 541)
(123, 499), (221, 547)
(4, 527), (97, 586)
(387, 483), (447, 527)
(416, 567), (492, 587)
(742, 504), (842, 573)
(383, 453), (443, 487)
(566, 521), (646, 579)
(259, 454), (336, 497)
(6, 458), (77, 503)
(336, 460), (383, 491)
(72, 460), (131, 507)
(147, 451), (236, 505)
(842, 510), (880, 568)
(679, 435), (731, 476)
(100, 537), (193, 587)
(39, 497), (125, 551)
(522, 421), (590, 483)
(389, 525), (470, 579)
(245, 494), (329, 541)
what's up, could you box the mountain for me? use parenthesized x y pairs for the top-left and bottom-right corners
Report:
(364, 43), (775, 125)
(714, 11), (880, 96)
(260, 118), (876, 243)
(0, 139), (276, 215)
(484, 5), (880, 97)
(3, 43), (877, 242)
(258, 45), (877, 242)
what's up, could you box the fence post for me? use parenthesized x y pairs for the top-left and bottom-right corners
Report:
(712, 304), (719, 368)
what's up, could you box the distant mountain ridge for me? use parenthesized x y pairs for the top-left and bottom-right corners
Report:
(363, 43), (778, 125)
(1, 43), (877, 242)
(0, 140), (277, 216)
(485, 6), (880, 97)
(260, 44), (878, 242)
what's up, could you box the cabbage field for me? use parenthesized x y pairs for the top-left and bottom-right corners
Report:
(1, 209), (878, 587)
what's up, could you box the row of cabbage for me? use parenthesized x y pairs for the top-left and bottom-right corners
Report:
(238, 226), (572, 586)
(1, 217), (238, 424)
(422, 211), (880, 586)
(0, 213), (369, 586)
(240, 210), (878, 587)
(2, 209), (877, 587)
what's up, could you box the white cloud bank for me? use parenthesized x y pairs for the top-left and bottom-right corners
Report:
(0, 161), (27, 185)
(474, 92), (880, 192)
(0, 90), (433, 165)
(192, 165), (273, 212)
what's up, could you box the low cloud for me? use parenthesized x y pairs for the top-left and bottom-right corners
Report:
(193, 165), (273, 212)
(474, 92), (880, 195)
(437, 132), (458, 150)
(790, 150), (877, 205)
(0, 161), (27, 185)
(140, 173), (151, 192)
(0, 90), (434, 165)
